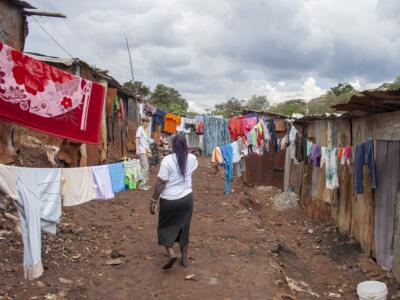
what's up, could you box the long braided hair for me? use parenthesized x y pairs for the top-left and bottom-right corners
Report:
(172, 134), (188, 178)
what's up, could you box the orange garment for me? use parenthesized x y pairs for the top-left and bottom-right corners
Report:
(164, 113), (181, 134)
(211, 147), (223, 165)
(228, 117), (243, 141)
(337, 148), (343, 159)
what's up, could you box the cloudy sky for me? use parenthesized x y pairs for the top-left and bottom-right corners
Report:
(25, 0), (400, 112)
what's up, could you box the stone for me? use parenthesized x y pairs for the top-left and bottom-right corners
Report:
(58, 277), (73, 284)
(36, 281), (47, 288)
(105, 258), (123, 265)
(208, 277), (218, 286)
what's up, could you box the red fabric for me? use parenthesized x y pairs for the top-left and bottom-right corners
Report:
(228, 117), (243, 141)
(257, 128), (263, 147)
(196, 121), (203, 134)
(0, 42), (105, 144)
(117, 98), (125, 120)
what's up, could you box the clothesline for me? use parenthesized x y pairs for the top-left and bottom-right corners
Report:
(0, 159), (142, 281)
(288, 120), (372, 149)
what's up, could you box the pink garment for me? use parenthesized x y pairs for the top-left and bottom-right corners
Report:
(0, 42), (105, 144)
(240, 116), (257, 136)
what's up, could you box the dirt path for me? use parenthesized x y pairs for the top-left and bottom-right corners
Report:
(0, 156), (382, 299)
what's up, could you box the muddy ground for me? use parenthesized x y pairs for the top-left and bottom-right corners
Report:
(0, 154), (398, 299)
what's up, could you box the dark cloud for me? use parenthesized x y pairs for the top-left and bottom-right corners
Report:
(24, 0), (400, 111)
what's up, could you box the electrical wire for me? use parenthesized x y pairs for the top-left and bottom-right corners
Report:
(31, 0), (131, 82)
(31, 16), (74, 58)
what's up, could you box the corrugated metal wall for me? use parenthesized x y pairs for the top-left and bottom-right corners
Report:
(288, 110), (400, 261)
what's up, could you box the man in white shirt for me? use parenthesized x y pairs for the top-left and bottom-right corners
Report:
(136, 117), (152, 190)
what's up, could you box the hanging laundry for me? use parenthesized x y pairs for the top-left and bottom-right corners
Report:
(195, 115), (204, 135)
(262, 117), (271, 142)
(337, 148), (343, 159)
(288, 124), (297, 162)
(228, 117), (244, 141)
(123, 159), (141, 190)
(220, 144), (233, 194)
(176, 117), (192, 133)
(268, 117), (279, 152)
(117, 98), (125, 120)
(152, 108), (166, 133)
(144, 102), (157, 115)
(0, 164), (18, 200)
(62, 167), (96, 206)
(254, 127), (264, 155)
(107, 163), (126, 193)
(241, 115), (257, 136)
(355, 140), (377, 193)
(320, 147), (339, 190)
(203, 116), (230, 156)
(211, 146), (223, 165)
(164, 113), (181, 134)
(231, 141), (241, 163)
(294, 132), (303, 162)
(91, 165), (115, 200)
(237, 136), (248, 157)
(309, 144), (321, 167)
(15, 167), (62, 280)
(342, 146), (352, 165)
(0, 42), (105, 144)
(280, 134), (288, 150)
(307, 140), (313, 157)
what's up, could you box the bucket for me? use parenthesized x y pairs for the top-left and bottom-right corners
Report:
(357, 281), (387, 300)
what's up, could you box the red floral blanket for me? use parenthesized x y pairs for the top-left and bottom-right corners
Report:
(0, 42), (105, 144)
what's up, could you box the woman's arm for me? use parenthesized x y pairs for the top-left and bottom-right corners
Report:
(152, 177), (167, 200)
(150, 177), (168, 215)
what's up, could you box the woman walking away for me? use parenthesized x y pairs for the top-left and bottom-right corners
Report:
(136, 117), (153, 191)
(150, 134), (198, 270)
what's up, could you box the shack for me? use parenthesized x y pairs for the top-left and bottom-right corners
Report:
(286, 89), (400, 279)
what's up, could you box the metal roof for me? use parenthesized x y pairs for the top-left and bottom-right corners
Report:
(25, 52), (136, 98)
(242, 109), (288, 119)
(26, 52), (77, 67)
(7, 0), (35, 9)
(332, 89), (400, 115)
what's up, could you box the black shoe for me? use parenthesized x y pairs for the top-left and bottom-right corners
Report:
(163, 254), (177, 270)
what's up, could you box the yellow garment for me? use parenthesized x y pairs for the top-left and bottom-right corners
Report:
(62, 167), (96, 207)
(164, 113), (181, 134)
(256, 122), (263, 134)
(211, 147), (223, 164)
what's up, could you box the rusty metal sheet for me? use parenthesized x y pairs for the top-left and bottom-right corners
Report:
(244, 145), (285, 189)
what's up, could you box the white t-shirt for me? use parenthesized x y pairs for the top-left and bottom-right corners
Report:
(136, 126), (151, 154)
(158, 153), (198, 200)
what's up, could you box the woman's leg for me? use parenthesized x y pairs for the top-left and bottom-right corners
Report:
(163, 245), (177, 270)
(180, 244), (189, 267)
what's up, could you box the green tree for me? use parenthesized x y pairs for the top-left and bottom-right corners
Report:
(212, 97), (244, 118)
(123, 80), (151, 97)
(329, 83), (356, 96)
(388, 76), (400, 90)
(149, 84), (188, 115)
(246, 95), (270, 111)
